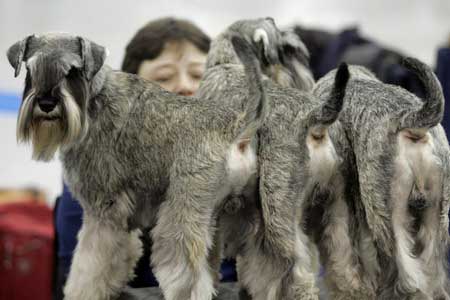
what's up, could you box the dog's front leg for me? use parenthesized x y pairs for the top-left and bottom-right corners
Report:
(151, 178), (218, 300)
(63, 215), (142, 300)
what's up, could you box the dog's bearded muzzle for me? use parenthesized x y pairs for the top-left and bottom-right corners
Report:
(17, 85), (84, 161)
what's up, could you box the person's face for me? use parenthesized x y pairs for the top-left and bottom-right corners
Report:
(137, 40), (207, 96)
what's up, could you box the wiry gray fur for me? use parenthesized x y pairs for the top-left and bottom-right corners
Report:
(311, 59), (450, 299)
(197, 18), (349, 300)
(206, 17), (314, 92)
(7, 32), (270, 300)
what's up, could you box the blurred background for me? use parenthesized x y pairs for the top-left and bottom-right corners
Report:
(0, 0), (449, 203)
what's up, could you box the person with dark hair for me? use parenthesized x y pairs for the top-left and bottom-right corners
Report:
(53, 17), (236, 300)
(122, 17), (211, 95)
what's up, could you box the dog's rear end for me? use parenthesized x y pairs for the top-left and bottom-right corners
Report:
(199, 18), (328, 300)
(387, 58), (449, 299)
(314, 58), (450, 299)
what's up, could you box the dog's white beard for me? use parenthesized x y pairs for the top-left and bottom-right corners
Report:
(17, 87), (84, 162)
(61, 86), (84, 145)
(17, 91), (36, 143)
(30, 120), (65, 161)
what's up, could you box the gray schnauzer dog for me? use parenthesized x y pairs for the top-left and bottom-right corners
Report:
(197, 18), (350, 299)
(7, 32), (272, 300)
(310, 59), (450, 299)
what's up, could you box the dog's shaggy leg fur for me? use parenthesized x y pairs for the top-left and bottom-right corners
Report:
(320, 179), (375, 300)
(208, 222), (223, 290)
(64, 216), (142, 300)
(238, 226), (318, 300)
(152, 204), (216, 300)
(236, 141), (319, 300)
(151, 151), (229, 300)
(152, 199), (216, 300)
(389, 129), (449, 299)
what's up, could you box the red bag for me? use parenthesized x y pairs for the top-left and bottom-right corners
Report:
(0, 201), (54, 300)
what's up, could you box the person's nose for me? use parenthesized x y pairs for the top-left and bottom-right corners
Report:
(174, 74), (196, 96)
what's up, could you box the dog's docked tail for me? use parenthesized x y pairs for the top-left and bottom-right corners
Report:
(308, 63), (349, 136)
(400, 57), (444, 130)
(230, 35), (268, 146)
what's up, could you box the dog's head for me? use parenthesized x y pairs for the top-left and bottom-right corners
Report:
(207, 18), (314, 90)
(7, 33), (107, 161)
(273, 29), (314, 90)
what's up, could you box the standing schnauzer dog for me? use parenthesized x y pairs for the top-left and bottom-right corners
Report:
(197, 18), (350, 299)
(7, 33), (271, 300)
(311, 59), (450, 299)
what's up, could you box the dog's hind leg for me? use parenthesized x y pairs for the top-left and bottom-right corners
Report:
(237, 226), (318, 300)
(64, 212), (143, 300)
(151, 161), (226, 300)
(208, 220), (223, 291)
(394, 130), (450, 299)
(318, 180), (375, 300)
(237, 144), (319, 300)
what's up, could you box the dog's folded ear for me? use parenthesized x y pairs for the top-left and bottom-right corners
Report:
(7, 35), (34, 77)
(280, 30), (310, 65)
(252, 21), (280, 66)
(77, 37), (108, 80)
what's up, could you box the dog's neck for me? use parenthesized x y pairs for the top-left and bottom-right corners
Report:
(206, 34), (242, 68)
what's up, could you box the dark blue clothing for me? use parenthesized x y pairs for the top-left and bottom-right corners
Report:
(315, 27), (367, 79)
(56, 185), (82, 258)
(297, 26), (426, 98)
(55, 185), (83, 275)
(436, 47), (450, 135)
(436, 47), (450, 272)
(55, 184), (237, 289)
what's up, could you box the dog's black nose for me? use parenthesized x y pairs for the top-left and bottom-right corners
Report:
(38, 97), (58, 113)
